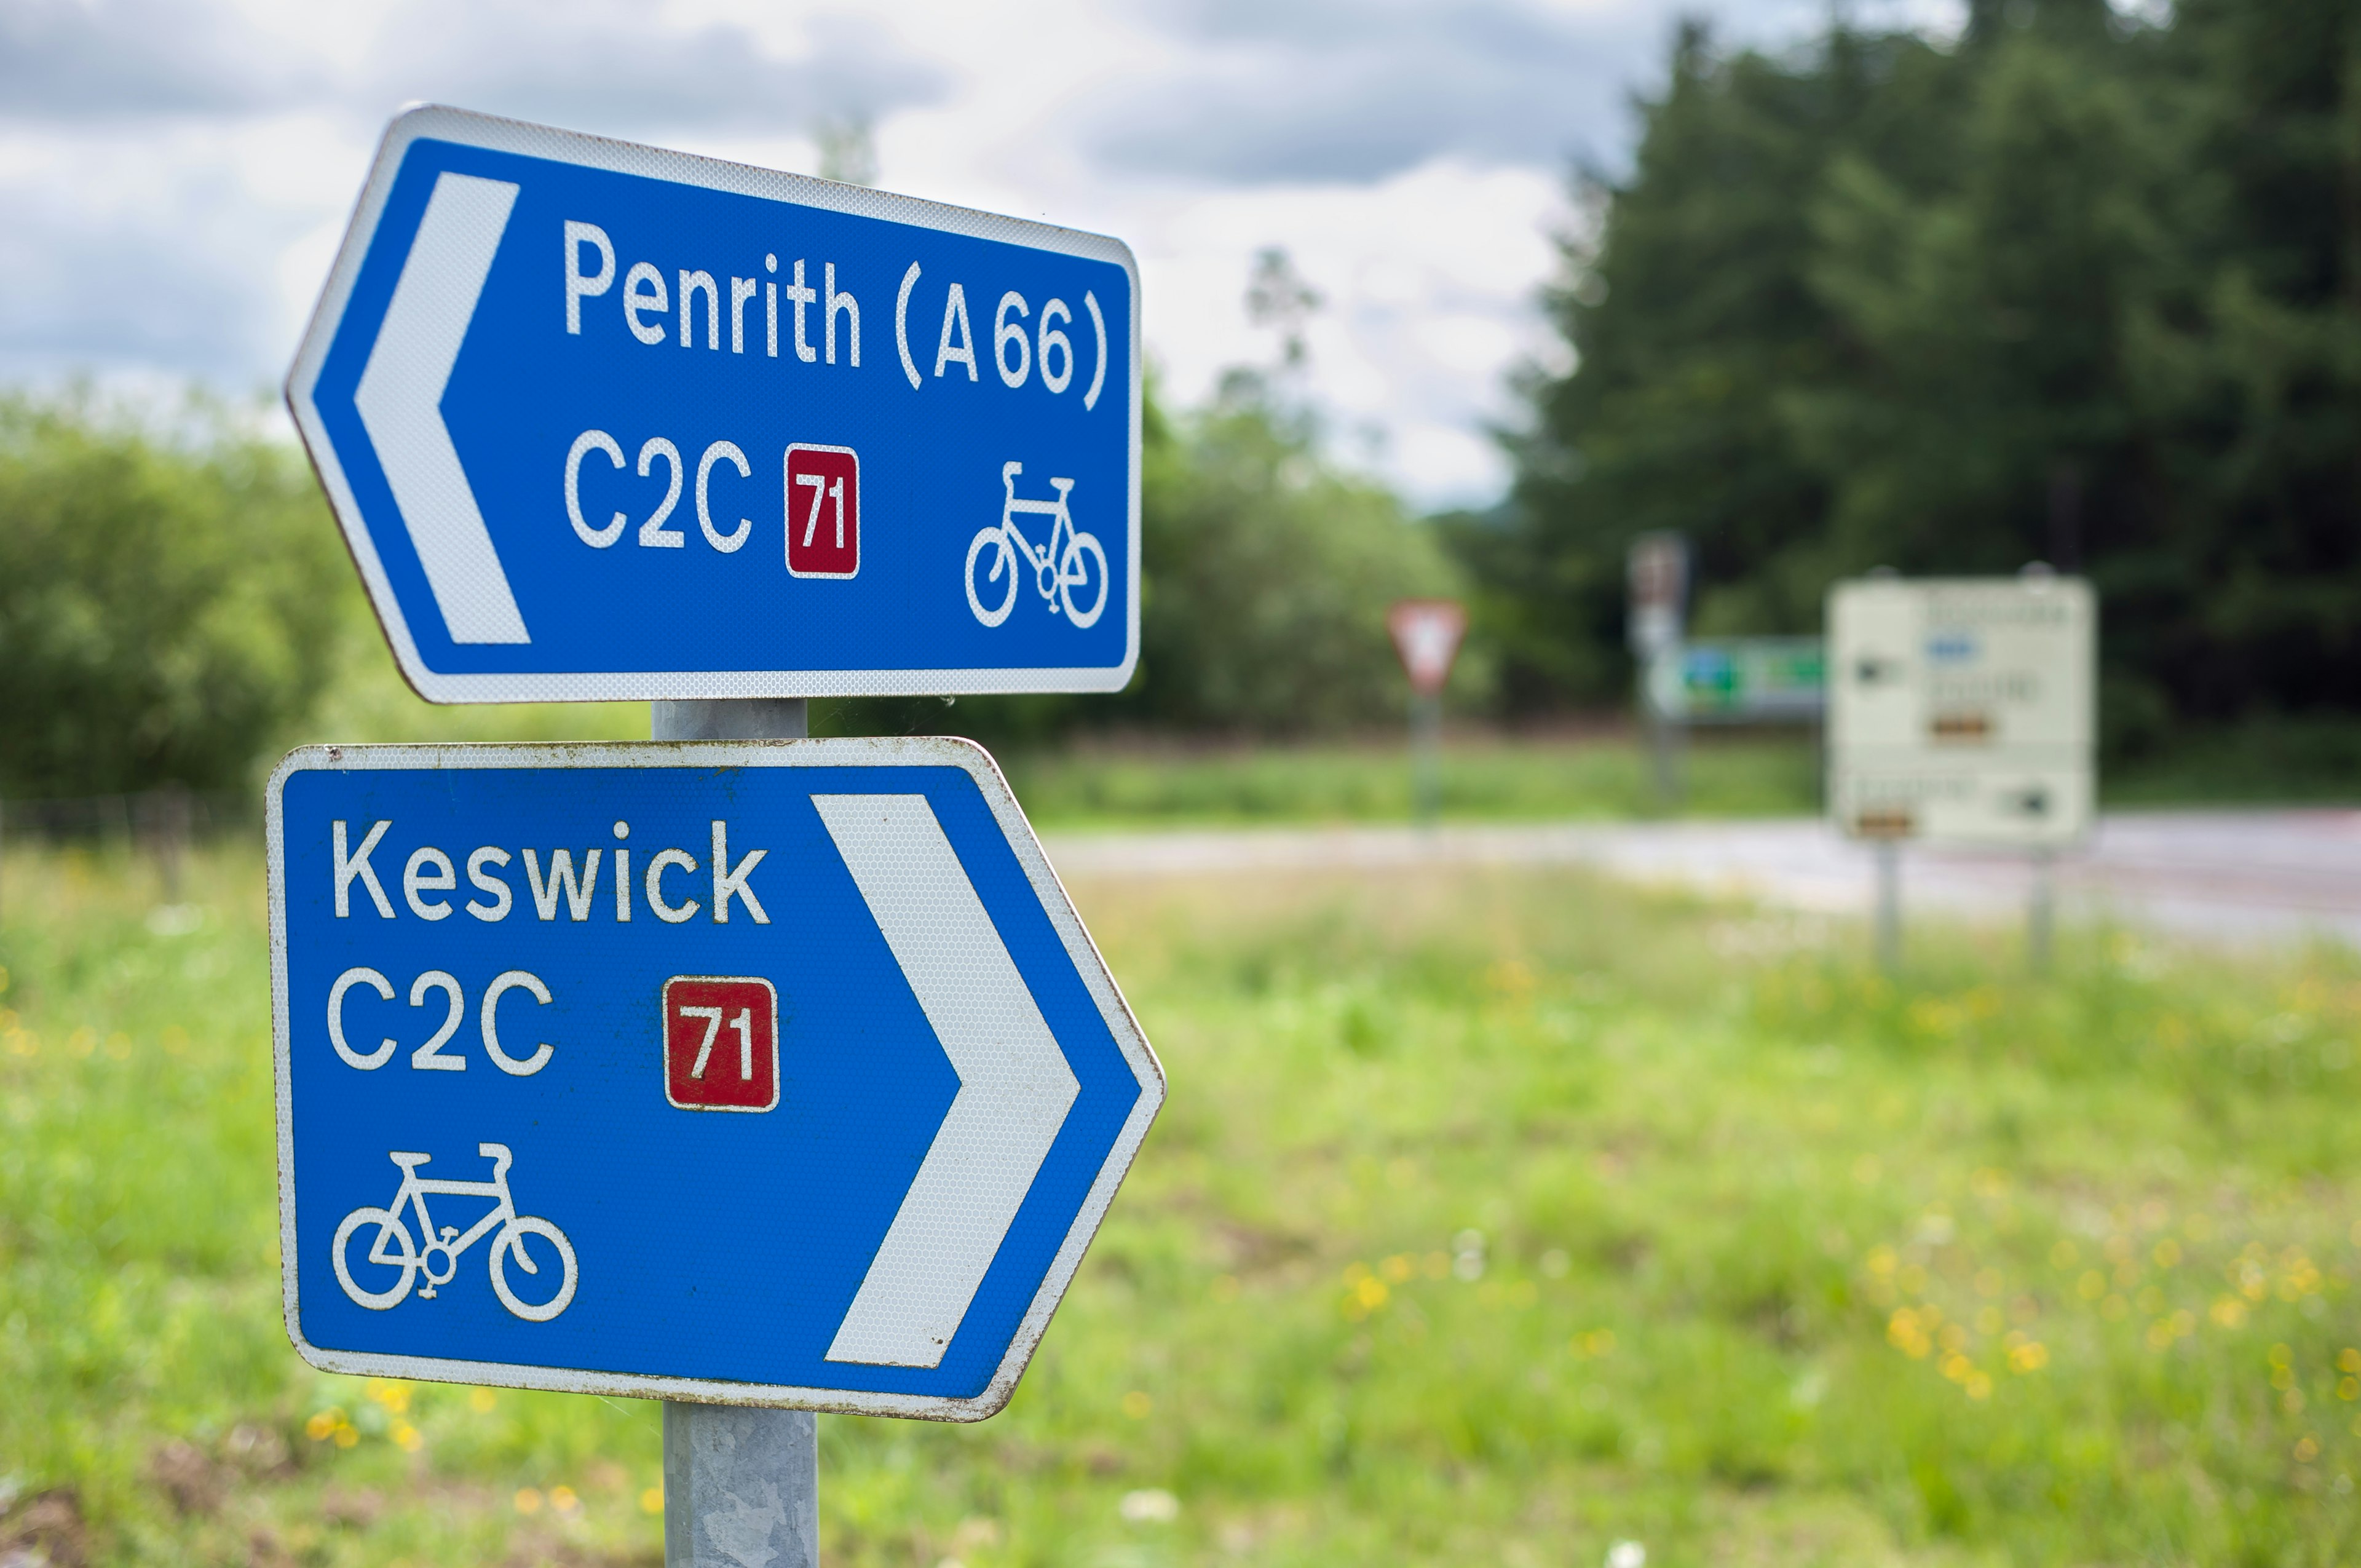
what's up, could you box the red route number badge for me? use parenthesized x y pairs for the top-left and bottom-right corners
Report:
(785, 444), (859, 579)
(662, 976), (780, 1112)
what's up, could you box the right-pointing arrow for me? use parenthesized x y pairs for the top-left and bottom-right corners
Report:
(354, 170), (531, 645)
(813, 793), (1080, 1369)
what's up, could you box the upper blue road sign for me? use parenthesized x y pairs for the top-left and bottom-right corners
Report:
(266, 739), (1163, 1418)
(287, 107), (1141, 704)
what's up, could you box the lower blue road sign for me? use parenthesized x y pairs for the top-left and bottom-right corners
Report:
(266, 738), (1162, 1419)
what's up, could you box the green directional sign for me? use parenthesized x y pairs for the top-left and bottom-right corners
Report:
(1647, 638), (1825, 723)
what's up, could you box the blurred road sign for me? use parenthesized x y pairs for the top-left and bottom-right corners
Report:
(1625, 533), (1687, 656)
(1653, 638), (1826, 723)
(1387, 599), (1466, 696)
(267, 738), (1163, 1418)
(287, 106), (1141, 703)
(1827, 575), (2095, 846)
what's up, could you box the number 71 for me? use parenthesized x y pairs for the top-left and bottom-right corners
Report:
(794, 472), (845, 548)
(677, 1004), (754, 1080)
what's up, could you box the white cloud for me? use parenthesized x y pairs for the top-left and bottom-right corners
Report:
(0, 0), (1961, 505)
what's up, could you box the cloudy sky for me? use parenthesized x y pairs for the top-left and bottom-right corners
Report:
(0, 0), (1954, 508)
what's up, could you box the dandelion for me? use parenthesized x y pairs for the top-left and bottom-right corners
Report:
(2211, 1296), (2248, 1329)
(1965, 1372), (1993, 1400)
(304, 1409), (343, 1442)
(391, 1422), (421, 1452)
(2297, 1436), (2322, 1463)
(2153, 1239), (2182, 1269)
(1120, 1390), (1152, 1420)
(550, 1486), (579, 1514)
(515, 1488), (544, 1515)
(1382, 1254), (1414, 1283)
(470, 1388), (497, 1412)
(2007, 1341), (2049, 1373)
(640, 1487), (664, 1515)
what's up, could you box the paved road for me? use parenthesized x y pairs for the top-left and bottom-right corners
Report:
(1042, 811), (2361, 947)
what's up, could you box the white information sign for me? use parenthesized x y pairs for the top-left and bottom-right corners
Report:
(1827, 575), (2095, 847)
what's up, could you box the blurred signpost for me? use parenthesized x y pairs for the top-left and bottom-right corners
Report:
(1828, 569), (2096, 971)
(283, 105), (1158, 1568)
(1387, 599), (1466, 827)
(1661, 638), (1826, 724)
(1626, 533), (1687, 807)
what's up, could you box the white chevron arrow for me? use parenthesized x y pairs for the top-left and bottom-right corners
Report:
(353, 170), (531, 644)
(813, 793), (1080, 1369)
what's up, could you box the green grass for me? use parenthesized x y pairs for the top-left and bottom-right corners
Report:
(8, 839), (2361, 1564)
(994, 731), (1819, 827)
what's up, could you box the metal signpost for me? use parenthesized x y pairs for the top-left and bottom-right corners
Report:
(268, 740), (1163, 1558)
(280, 106), (1157, 1566)
(287, 105), (1140, 703)
(1386, 599), (1466, 827)
(1626, 533), (1688, 808)
(1827, 571), (2095, 970)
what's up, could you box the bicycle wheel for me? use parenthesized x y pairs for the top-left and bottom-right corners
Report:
(491, 1215), (579, 1322)
(1057, 531), (1109, 628)
(332, 1206), (419, 1310)
(964, 528), (1019, 627)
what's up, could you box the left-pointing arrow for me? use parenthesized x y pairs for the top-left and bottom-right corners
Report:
(354, 170), (530, 645)
(814, 793), (1080, 1369)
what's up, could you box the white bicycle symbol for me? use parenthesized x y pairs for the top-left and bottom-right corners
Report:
(965, 461), (1109, 629)
(331, 1142), (578, 1322)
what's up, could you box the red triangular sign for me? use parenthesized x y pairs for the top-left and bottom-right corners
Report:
(1387, 599), (1466, 696)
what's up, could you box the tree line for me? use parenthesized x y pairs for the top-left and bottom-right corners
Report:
(1459, 0), (2361, 755)
(14, 0), (2351, 794)
(0, 375), (1457, 797)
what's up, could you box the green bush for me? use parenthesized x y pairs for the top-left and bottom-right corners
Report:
(825, 382), (1471, 742)
(0, 393), (347, 796)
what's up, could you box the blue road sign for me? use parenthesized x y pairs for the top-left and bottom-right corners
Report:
(287, 106), (1141, 703)
(266, 739), (1163, 1418)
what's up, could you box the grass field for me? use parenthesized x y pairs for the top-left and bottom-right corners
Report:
(7, 838), (2361, 1566)
(991, 731), (1818, 826)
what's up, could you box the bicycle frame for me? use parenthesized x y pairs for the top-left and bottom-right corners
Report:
(999, 463), (1075, 600)
(380, 1145), (514, 1275)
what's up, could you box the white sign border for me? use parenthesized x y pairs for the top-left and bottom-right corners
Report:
(265, 735), (1165, 1421)
(287, 104), (1145, 705)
